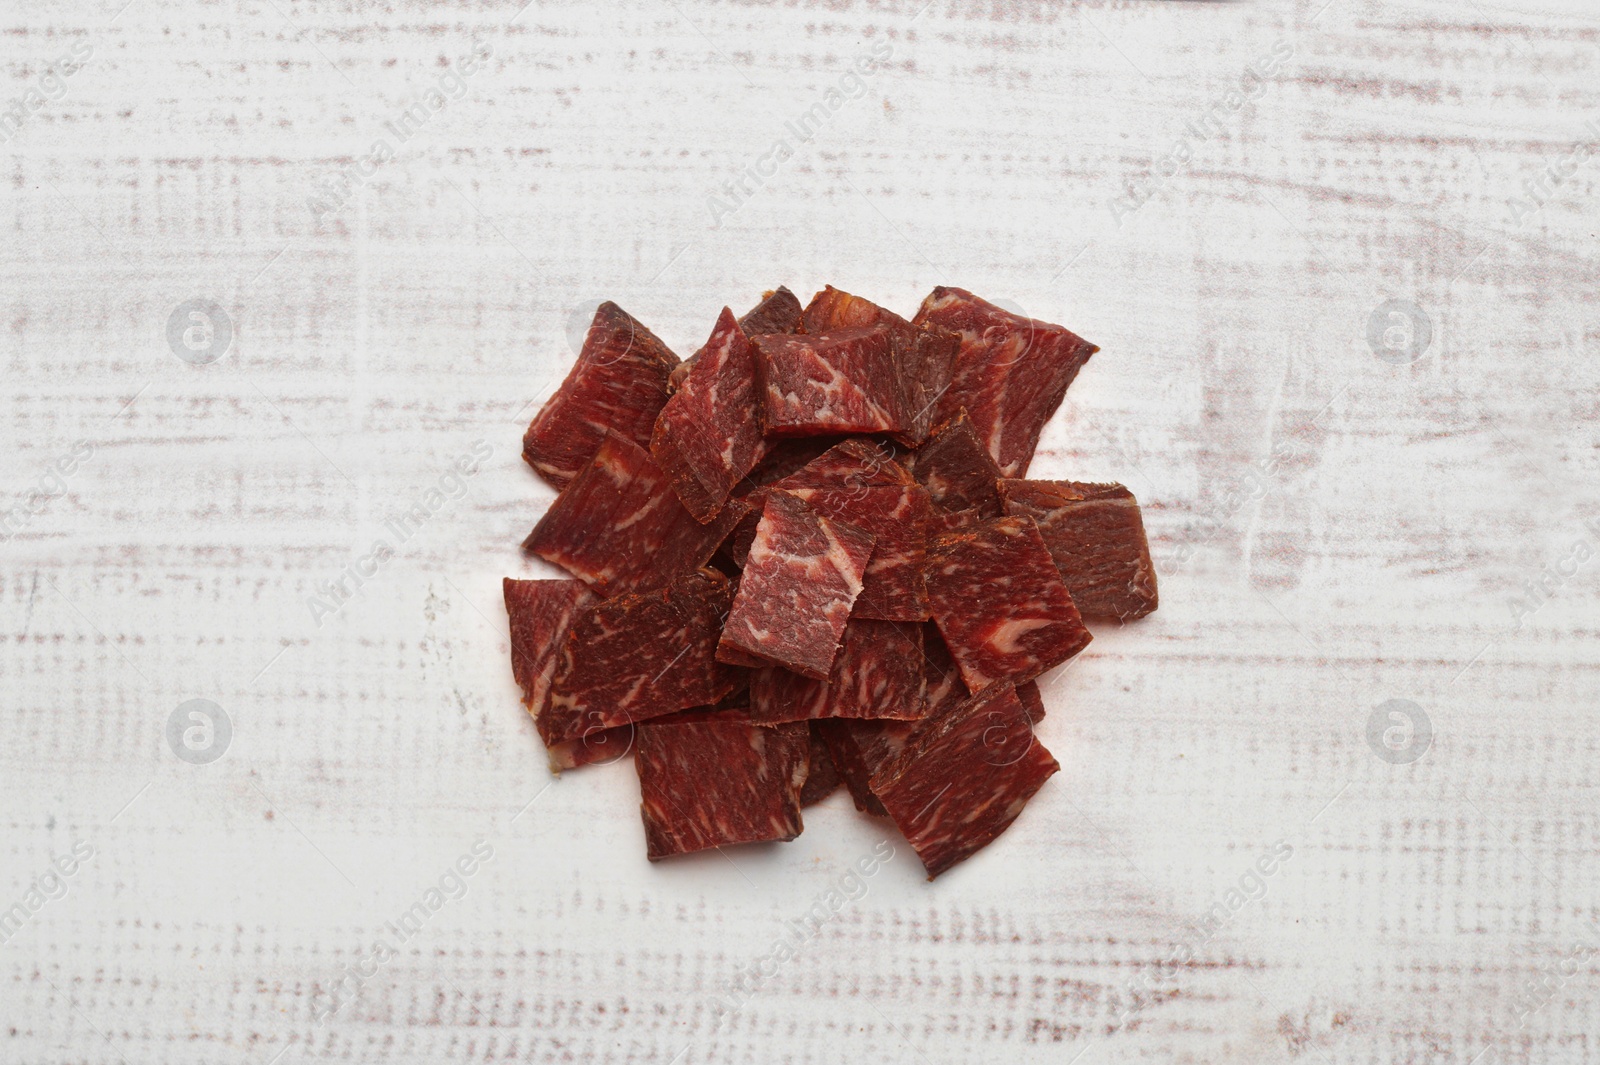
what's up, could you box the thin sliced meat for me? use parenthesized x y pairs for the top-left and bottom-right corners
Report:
(911, 409), (1004, 517)
(503, 578), (597, 720)
(523, 302), (679, 488)
(542, 569), (742, 746)
(870, 683), (1059, 879)
(998, 479), (1159, 620)
(718, 490), (876, 679)
(636, 715), (808, 859)
(754, 327), (907, 437)
(925, 514), (1092, 691)
(914, 287), (1097, 478)
(748, 619), (928, 723)
(800, 723), (843, 806)
(651, 308), (767, 521)
(670, 286), (803, 392)
(815, 718), (917, 817)
(920, 622), (1045, 724)
(545, 724), (636, 773)
(524, 432), (749, 598)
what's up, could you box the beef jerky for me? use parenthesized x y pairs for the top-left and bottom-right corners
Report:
(998, 479), (1159, 620)
(523, 302), (679, 488)
(800, 724), (843, 806)
(914, 287), (1097, 478)
(753, 327), (907, 438)
(542, 569), (742, 746)
(636, 715), (808, 859)
(718, 490), (876, 679)
(919, 622), (1045, 724)
(651, 308), (767, 522)
(545, 723), (636, 773)
(815, 718), (917, 817)
(739, 285), (804, 337)
(1016, 680), (1046, 725)
(801, 285), (960, 443)
(911, 409), (1004, 517)
(925, 514), (1092, 691)
(524, 432), (749, 598)
(747, 619), (928, 723)
(503, 578), (597, 719)
(870, 683), (1059, 879)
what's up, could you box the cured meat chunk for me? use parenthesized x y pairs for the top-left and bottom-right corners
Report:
(542, 569), (742, 746)
(1016, 680), (1047, 725)
(870, 683), (1059, 879)
(753, 328), (907, 438)
(739, 285), (804, 337)
(925, 515), (1092, 691)
(651, 308), (767, 521)
(748, 619), (928, 723)
(503, 578), (597, 719)
(801, 285), (960, 443)
(523, 302), (679, 488)
(800, 723), (843, 806)
(815, 718), (917, 817)
(999, 479), (1159, 620)
(914, 287), (1098, 478)
(920, 622), (1046, 724)
(635, 716), (808, 859)
(911, 409), (1004, 518)
(524, 432), (749, 598)
(719, 491), (876, 680)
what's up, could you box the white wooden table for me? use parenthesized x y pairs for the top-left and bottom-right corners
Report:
(4, 1), (1598, 1061)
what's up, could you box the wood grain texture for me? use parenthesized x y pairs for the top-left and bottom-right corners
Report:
(4, 0), (1600, 1062)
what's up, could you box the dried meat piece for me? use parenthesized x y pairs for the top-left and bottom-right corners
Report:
(925, 514), (1092, 691)
(998, 479), (1159, 620)
(1016, 680), (1046, 725)
(911, 409), (1004, 517)
(523, 302), (679, 488)
(918, 625), (1044, 725)
(914, 287), (1097, 478)
(800, 723), (843, 806)
(739, 285), (804, 337)
(870, 683), (1059, 879)
(815, 718), (917, 817)
(524, 432), (749, 598)
(503, 578), (597, 719)
(542, 569), (742, 746)
(545, 723), (636, 773)
(719, 490), (876, 679)
(636, 715), (808, 859)
(748, 619), (927, 723)
(651, 308), (767, 522)
(753, 327), (907, 438)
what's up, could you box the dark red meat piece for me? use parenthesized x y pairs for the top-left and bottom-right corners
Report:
(503, 578), (597, 719)
(998, 479), (1159, 620)
(920, 622), (1046, 724)
(1016, 680), (1046, 724)
(815, 718), (917, 816)
(523, 302), (679, 489)
(800, 724), (843, 806)
(651, 308), (767, 521)
(739, 286), (804, 337)
(718, 490), (876, 680)
(914, 287), (1097, 478)
(748, 619), (928, 723)
(911, 409), (1004, 518)
(754, 328), (907, 438)
(546, 724), (636, 772)
(925, 515), (1092, 691)
(524, 432), (749, 598)
(870, 683), (1059, 879)
(542, 569), (742, 746)
(635, 715), (808, 859)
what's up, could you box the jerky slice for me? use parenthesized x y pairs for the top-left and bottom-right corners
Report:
(542, 569), (742, 746)
(925, 514), (1092, 691)
(670, 286), (803, 392)
(998, 479), (1159, 620)
(800, 723), (843, 806)
(870, 683), (1059, 879)
(911, 409), (1004, 518)
(753, 327), (907, 438)
(815, 718), (918, 817)
(636, 715), (808, 859)
(503, 578), (597, 719)
(920, 621), (1046, 724)
(525, 432), (749, 598)
(719, 490), (876, 680)
(914, 287), (1097, 478)
(651, 308), (767, 522)
(748, 619), (928, 723)
(523, 302), (679, 488)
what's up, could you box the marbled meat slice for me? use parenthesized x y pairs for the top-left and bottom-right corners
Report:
(920, 621), (1046, 724)
(670, 286), (803, 392)
(999, 479), (1159, 620)
(545, 723), (636, 773)
(800, 723), (843, 806)
(541, 569), (742, 746)
(651, 308), (767, 521)
(636, 715), (808, 859)
(925, 515), (1092, 691)
(503, 578), (597, 720)
(523, 301), (679, 488)
(753, 327), (907, 438)
(801, 285), (960, 443)
(911, 409), (1004, 518)
(870, 683), (1059, 879)
(719, 490), (876, 679)
(914, 287), (1098, 478)
(524, 432), (749, 598)
(748, 619), (928, 723)
(815, 718), (917, 817)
